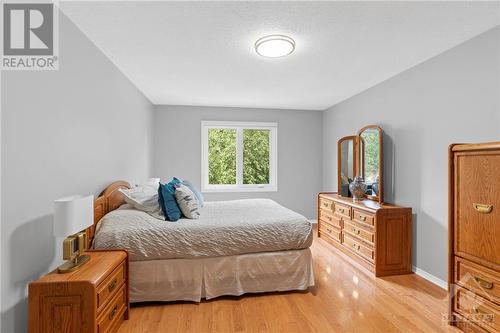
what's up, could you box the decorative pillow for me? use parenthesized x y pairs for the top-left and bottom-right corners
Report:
(175, 184), (200, 219)
(118, 185), (164, 220)
(158, 178), (182, 221)
(143, 178), (160, 191)
(181, 179), (204, 207)
(119, 186), (158, 213)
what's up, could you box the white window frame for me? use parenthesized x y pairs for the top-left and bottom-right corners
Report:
(201, 121), (278, 193)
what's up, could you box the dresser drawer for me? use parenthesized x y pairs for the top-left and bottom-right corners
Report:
(334, 203), (351, 219)
(97, 261), (126, 313)
(343, 233), (374, 262)
(352, 209), (375, 227)
(343, 220), (374, 245)
(454, 152), (500, 269)
(97, 284), (127, 333)
(319, 223), (341, 243)
(454, 286), (500, 332)
(456, 257), (500, 304)
(320, 210), (342, 229)
(319, 197), (334, 212)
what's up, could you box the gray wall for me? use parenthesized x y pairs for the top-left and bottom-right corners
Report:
(323, 26), (500, 281)
(1, 13), (153, 333)
(153, 105), (323, 218)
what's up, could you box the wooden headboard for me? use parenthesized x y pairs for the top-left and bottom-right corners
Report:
(87, 180), (131, 246)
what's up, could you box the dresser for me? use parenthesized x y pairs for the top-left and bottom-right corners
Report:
(29, 250), (129, 333)
(449, 142), (500, 332)
(317, 193), (412, 277)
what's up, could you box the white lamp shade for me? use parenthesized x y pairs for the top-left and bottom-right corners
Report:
(53, 195), (94, 237)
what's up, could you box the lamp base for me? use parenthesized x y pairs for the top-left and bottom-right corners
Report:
(57, 254), (90, 273)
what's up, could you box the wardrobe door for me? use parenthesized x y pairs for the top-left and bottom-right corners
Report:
(454, 151), (500, 270)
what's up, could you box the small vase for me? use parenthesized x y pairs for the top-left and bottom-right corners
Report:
(349, 176), (366, 201)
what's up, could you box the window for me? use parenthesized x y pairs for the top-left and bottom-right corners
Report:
(201, 121), (277, 192)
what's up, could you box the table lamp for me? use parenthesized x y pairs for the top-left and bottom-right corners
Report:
(54, 194), (94, 273)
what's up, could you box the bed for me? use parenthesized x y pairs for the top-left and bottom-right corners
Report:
(89, 181), (315, 302)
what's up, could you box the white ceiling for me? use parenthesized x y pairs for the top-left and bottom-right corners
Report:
(60, 1), (500, 110)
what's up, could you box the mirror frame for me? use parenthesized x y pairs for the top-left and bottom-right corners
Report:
(357, 125), (383, 203)
(337, 135), (358, 194)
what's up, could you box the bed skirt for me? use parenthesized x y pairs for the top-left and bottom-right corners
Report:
(129, 248), (314, 302)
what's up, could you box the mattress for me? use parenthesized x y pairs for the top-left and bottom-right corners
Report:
(93, 199), (313, 261)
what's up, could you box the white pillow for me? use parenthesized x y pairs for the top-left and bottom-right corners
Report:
(118, 184), (164, 220)
(175, 184), (200, 219)
(143, 178), (160, 190)
(119, 187), (156, 211)
(117, 203), (134, 210)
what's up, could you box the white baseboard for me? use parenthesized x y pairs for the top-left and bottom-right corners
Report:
(412, 265), (447, 290)
(308, 219), (317, 224)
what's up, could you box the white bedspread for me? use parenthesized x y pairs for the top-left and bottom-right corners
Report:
(93, 199), (313, 261)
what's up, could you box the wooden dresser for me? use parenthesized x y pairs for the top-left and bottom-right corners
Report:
(449, 142), (500, 332)
(317, 193), (412, 277)
(29, 250), (129, 333)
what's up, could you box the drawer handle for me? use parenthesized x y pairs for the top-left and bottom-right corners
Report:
(326, 228), (332, 233)
(352, 243), (361, 250)
(327, 216), (332, 221)
(323, 202), (329, 208)
(108, 278), (118, 292)
(108, 305), (118, 321)
(474, 276), (493, 289)
(473, 203), (492, 214)
(352, 228), (360, 235)
(339, 208), (344, 213)
(360, 216), (366, 221)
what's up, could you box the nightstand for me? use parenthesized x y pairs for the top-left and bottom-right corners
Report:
(29, 250), (129, 333)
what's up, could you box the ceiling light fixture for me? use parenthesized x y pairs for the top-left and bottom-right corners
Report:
(255, 35), (295, 58)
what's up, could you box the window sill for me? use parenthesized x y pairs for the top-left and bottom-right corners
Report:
(202, 186), (278, 193)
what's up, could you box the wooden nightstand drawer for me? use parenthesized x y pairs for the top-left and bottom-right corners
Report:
(98, 284), (127, 333)
(97, 261), (126, 313)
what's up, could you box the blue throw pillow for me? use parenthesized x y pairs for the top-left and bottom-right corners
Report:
(181, 179), (204, 207)
(158, 178), (182, 221)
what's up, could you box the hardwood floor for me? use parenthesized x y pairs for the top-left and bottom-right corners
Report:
(118, 227), (459, 333)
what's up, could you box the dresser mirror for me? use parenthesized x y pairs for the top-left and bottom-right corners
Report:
(337, 136), (357, 197)
(337, 125), (383, 203)
(358, 125), (383, 202)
